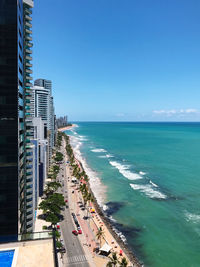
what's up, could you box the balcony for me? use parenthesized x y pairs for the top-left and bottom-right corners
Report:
(25, 82), (32, 87)
(25, 61), (32, 67)
(26, 178), (33, 185)
(26, 132), (32, 137)
(25, 55), (32, 61)
(25, 35), (32, 41)
(24, 8), (32, 15)
(25, 48), (32, 54)
(27, 42), (33, 47)
(25, 28), (32, 34)
(25, 21), (32, 28)
(25, 105), (30, 110)
(25, 75), (33, 81)
(26, 69), (32, 74)
(25, 14), (32, 21)
(26, 155), (32, 161)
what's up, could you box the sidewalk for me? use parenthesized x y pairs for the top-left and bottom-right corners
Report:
(63, 136), (135, 267)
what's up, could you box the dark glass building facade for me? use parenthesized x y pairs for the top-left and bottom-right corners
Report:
(0, 0), (34, 241)
(0, 0), (25, 242)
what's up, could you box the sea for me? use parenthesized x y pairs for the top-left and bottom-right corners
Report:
(65, 122), (200, 267)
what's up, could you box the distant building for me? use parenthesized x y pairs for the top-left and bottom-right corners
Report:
(31, 80), (55, 165)
(56, 116), (69, 128)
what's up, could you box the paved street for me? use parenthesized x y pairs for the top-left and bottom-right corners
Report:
(58, 140), (90, 267)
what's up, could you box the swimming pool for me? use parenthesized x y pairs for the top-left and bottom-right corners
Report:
(0, 250), (15, 267)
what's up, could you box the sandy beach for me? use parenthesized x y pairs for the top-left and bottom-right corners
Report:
(58, 124), (76, 132)
(62, 132), (141, 266)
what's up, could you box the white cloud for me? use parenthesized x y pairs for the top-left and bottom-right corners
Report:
(184, 109), (198, 113)
(116, 113), (125, 117)
(153, 109), (199, 115)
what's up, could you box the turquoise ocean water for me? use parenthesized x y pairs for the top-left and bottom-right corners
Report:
(66, 122), (200, 267)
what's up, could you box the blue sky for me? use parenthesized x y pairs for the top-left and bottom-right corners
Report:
(33, 0), (200, 121)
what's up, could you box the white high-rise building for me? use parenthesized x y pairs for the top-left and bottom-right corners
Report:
(31, 80), (55, 166)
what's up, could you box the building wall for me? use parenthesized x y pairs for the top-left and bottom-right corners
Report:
(0, 0), (24, 242)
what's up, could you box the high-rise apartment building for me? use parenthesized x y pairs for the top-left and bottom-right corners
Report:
(23, 0), (35, 233)
(0, 0), (34, 241)
(32, 80), (55, 165)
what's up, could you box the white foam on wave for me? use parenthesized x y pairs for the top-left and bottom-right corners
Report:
(106, 154), (113, 158)
(130, 183), (167, 199)
(78, 135), (88, 141)
(103, 205), (108, 211)
(91, 148), (107, 153)
(69, 136), (106, 206)
(185, 212), (200, 224)
(149, 180), (158, 187)
(139, 171), (146, 175)
(109, 161), (142, 180)
(98, 154), (114, 159)
(112, 225), (127, 243)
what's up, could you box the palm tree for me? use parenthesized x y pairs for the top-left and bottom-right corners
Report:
(106, 252), (118, 267)
(96, 228), (105, 247)
(119, 257), (128, 267)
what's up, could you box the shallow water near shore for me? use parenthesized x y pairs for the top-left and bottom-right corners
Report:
(66, 122), (200, 267)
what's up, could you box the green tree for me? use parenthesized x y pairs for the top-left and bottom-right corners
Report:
(55, 152), (63, 162)
(45, 212), (60, 226)
(106, 252), (118, 267)
(39, 193), (65, 220)
(96, 228), (105, 247)
(53, 165), (60, 173)
(119, 257), (128, 267)
(44, 181), (61, 197)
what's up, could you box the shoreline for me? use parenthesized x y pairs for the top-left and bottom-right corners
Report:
(65, 133), (142, 266)
(58, 124), (76, 132)
(77, 159), (142, 267)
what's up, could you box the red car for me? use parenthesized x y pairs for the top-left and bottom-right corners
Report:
(65, 200), (68, 203)
(78, 229), (82, 234)
(72, 230), (78, 236)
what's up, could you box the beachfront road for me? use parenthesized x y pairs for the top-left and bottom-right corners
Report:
(59, 142), (90, 267)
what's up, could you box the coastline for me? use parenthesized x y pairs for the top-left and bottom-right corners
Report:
(64, 130), (142, 266)
(58, 124), (76, 132)
(77, 158), (142, 267)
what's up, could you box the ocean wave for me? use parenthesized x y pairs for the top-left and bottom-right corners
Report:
(78, 135), (88, 141)
(149, 180), (158, 187)
(185, 212), (200, 224)
(91, 148), (107, 153)
(69, 136), (106, 206)
(130, 183), (167, 199)
(112, 225), (127, 243)
(139, 171), (146, 175)
(109, 161), (142, 180)
(98, 154), (114, 159)
(106, 154), (114, 158)
(103, 205), (108, 211)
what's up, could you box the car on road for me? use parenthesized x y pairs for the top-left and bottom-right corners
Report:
(72, 230), (78, 236)
(72, 190), (74, 193)
(78, 229), (82, 234)
(56, 223), (60, 229)
(65, 199), (68, 203)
